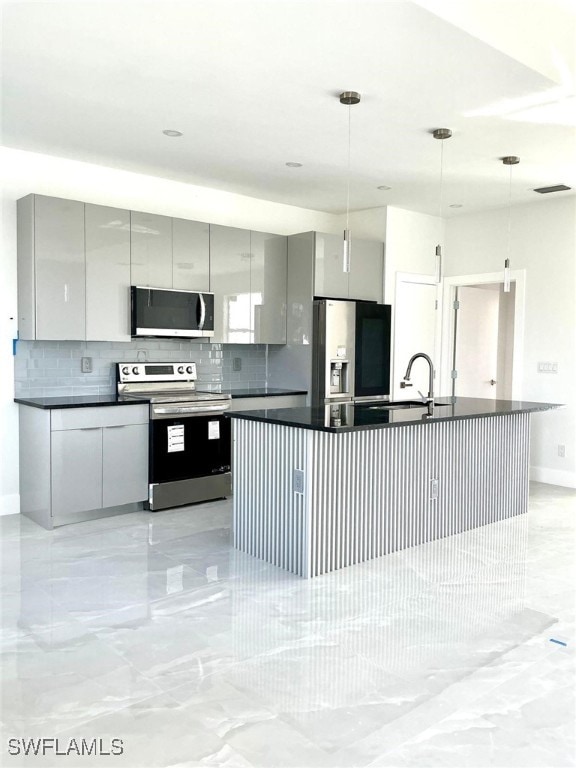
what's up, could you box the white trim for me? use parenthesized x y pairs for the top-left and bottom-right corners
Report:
(393, 272), (443, 398)
(0, 494), (20, 516)
(530, 466), (576, 489)
(439, 270), (526, 399)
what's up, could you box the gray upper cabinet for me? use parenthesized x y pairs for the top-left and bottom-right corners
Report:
(314, 232), (349, 299)
(85, 204), (131, 341)
(314, 232), (383, 302)
(172, 218), (210, 291)
(130, 211), (172, 288)
(210, 224), (252, 343)
(250, 231), (287, 344)
(17, 195), (86, 340)
(348, 238), (384, 302)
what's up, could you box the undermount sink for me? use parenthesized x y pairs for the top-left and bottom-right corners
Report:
(362, 401), (450, 410)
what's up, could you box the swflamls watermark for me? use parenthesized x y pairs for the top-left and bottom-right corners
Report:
(7, 738), (124, 757)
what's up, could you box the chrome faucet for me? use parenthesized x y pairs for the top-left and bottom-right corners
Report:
(400, 353), (435, 409)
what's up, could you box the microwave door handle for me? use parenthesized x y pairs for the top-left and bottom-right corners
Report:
(198, 293), (206, 330)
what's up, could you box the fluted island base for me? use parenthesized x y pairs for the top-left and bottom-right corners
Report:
(232, 413), (530, 578)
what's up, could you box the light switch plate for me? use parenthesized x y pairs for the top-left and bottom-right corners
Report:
(538, 362), (558, 373)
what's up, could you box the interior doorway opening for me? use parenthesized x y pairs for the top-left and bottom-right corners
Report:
(440, 270), (525, 401)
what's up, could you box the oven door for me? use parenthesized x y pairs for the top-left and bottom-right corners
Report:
(150, 408), (231, 484)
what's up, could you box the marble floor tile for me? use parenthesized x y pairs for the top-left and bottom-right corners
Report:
(0, 482), (574, 768)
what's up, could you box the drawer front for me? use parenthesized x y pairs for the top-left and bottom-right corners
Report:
(230, 395), (307, 411)
(51, 404), (149, 431)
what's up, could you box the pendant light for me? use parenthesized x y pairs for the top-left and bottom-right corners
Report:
(340, 91), (361, 273)
(432, 128), (452, 283)
(502, 155), (520, 293)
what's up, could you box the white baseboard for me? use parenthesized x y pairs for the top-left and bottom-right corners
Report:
(530, 466), (576, 489)
(0, 494), (20, 516)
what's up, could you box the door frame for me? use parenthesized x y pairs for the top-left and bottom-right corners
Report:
(393, 272), (443, 399)
(439, 270), (526, 399)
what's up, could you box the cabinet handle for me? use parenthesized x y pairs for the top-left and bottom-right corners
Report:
(80, 427), (100, 431)
(106, 425), (127, 429)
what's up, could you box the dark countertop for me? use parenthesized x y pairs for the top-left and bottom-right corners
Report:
(14, 387), (307, 410)
(228, 397), (563, 433)
(14, 395), (151, 410)
(198, 387), (307, 398)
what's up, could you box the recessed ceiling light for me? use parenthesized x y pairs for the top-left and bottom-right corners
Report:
(449, 204), (463, 208)
(286, 161), (303, 168)
(163, 129), (183, 137)
(377, 185), (391, 191)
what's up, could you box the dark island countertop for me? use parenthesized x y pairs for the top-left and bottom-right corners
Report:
(228, 397), (562, 433)
(198, 387), (307, 398)
(14, 395), (151, 410)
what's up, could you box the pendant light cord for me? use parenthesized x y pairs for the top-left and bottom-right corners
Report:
(507, 162), (512, 260)
(346, 103), (351, 234)
(439, 137), (444, 225)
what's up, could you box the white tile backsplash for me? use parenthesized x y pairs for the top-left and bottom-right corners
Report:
(14, 340), (267, 397)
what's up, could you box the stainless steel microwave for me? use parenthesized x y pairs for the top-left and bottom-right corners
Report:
(131, 286), (215, 338)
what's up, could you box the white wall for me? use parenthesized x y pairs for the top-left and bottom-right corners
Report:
(383, 206), (444, 304)
(0, 148), (340, 516)
(445, 197), (576, 487)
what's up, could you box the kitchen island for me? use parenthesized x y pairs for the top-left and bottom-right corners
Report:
(229, 397), (560, 578)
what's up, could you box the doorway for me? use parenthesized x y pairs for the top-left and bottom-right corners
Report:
(440, 271), (525, 400)
(392, 273), (441, 400)
(452, 283), (515, 399)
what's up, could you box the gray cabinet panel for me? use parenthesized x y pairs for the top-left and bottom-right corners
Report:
(17, 196), (36, 340)
(210, 224), (251, 343)
(130, 211), (172, 288)
(85, 204), (131, 341)
(102, 424), (148, 507)
(51, 428), (102, 518)
(34, 196), (86, 340)
(172, 218), (210, 291)
(349, 239), (383, 302)
(250, 231), (287, 344)
(314, 232), (349, 299)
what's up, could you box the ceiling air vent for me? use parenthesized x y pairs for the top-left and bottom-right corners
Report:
(533, 184), (571, 194)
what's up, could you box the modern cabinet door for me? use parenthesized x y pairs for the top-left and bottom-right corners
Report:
(250, 231), (287, 344)
(210, 224), (251, 343)
(349, 239), (383, 302)
(102, 424), (149, 507)
(130, 211), (172, 288)
(34, 196), (86, 340)
(85, 204), (131, 341)
(314, 232), (349, 299)
(172, 218), (210, 291)
(51, 428), (102, 519)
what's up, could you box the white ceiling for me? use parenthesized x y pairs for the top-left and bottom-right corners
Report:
(1, 0), (575, 216)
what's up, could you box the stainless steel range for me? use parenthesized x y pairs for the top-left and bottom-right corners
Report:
(117, 362), (231, 511)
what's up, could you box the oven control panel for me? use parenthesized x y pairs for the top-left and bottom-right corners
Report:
(117, 362), (197, 384)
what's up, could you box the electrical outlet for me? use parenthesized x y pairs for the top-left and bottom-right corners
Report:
(81, 357), (93, 373)
(233, 357), (242, 372)
(293, 469), (304, 494)
(538, 362), (559, 373)
(558, 444), (566, 458)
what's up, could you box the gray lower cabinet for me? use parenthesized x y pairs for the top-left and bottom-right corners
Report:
(19, 404), (149, 529)
(85, 203), (131, 341)
(102, 424), (149, 507)
(17, 194), (86, 340)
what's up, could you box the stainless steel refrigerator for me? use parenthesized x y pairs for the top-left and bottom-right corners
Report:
(312, 298), (391, 405)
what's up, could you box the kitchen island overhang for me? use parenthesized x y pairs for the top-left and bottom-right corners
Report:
(229, 398), (562, 578)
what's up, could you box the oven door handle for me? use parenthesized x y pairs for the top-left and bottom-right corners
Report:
(152, 404), (229, 418)
(198, 294), (206, 330)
